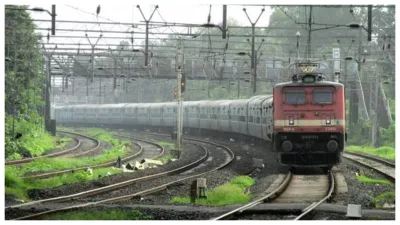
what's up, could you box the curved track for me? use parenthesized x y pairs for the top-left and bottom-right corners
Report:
(22, 134), (164, 180)
(7, 137), (234, 220)
(60, 131), (101, 158)
(5, 131), (84, 165)
(343, 152), (395, 182)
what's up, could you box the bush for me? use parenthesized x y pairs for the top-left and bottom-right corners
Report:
(170, 176), (255, 206)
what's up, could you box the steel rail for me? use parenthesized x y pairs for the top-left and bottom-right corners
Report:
(344, 151), (395, 168)
(59, 131), (101, 158)
(22, 141), (142, 179)
(13, 140), (235, 220)
(6, 141), (207, 211)
(211, 172), (292, 220)
(343, 153), (395, 183)
(5, 131), (81, 165)
(22, 134), (166, 179)
(294, 171), (335, 220)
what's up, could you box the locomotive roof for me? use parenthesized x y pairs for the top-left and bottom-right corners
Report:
(274, 80), (344, 88)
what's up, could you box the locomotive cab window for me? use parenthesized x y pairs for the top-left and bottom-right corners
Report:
(313, 91), (333, 104)
(284, 91), (306, 105)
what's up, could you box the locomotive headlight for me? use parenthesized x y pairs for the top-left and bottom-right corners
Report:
(289, 116), (294, 126)
(326, 116), (331, 125)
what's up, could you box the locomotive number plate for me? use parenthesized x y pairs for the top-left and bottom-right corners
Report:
(283, 127), (295, 132)
(325, 127), (337, 131)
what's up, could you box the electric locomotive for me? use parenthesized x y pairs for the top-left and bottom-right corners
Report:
(272, 62), (346, 168)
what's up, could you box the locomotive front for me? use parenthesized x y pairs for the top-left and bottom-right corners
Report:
(272, 63), (346, 168)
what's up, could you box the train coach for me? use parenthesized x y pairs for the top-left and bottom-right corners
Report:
(53, 96), (274, 141)
(53, 62), (346, 169)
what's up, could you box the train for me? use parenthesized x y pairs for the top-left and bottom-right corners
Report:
(53, 62), (346, 168)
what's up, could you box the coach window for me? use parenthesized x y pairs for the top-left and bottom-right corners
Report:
(313, 91), (333, 104)
(285, 91), (306, 105)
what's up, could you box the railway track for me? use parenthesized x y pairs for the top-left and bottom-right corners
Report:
(6, 138), (234, 220)
(21, 134), (164, 180)
(5, 131), (87, 165)
(59, 131), (101, 158)
(343, 152), (395, 182)
(212, 171), (336, 220)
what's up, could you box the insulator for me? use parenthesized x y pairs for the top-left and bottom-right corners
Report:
(97, 5), (100, 15)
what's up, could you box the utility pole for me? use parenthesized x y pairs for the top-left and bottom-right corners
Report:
(175, 40), (184, 158)
(350, 28), (363, 125)
(371, 62), (381, 148)
(42, 45), (57, 132)
(85, 34), (102, 97)
(242, 7), (265, 93)
(108, 48), (124, 103)
(137, 5), (158, 67)
(306, 6), (313, 59)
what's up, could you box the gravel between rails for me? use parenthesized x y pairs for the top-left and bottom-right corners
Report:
(333, 159), (395, 208)
(26, 143), (203, 201)
(80, 142), (214, 202)
(117, 141), (233, 205)
(61, 137), (103, 158)
(122, 130), (286, 206)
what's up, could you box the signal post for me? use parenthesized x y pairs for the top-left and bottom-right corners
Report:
(175, 42), (185, 158)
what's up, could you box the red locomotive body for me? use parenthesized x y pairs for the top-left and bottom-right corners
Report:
(272, 63), (346, 168)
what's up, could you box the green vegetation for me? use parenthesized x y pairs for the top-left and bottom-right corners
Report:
(347, 145), (395, 160)
(41, 209), (152, 220)
(170, 176), (255, 206)
(374, 191), (395, 202)
(5, 128), (132, 201)
(373, 191), (395, 208)
(82, 128), (122, 146)
(14, 140), (130, 173)
(5, 5), (59, 160)
(54, 136), (73, 149)
(159, 154), (174, 164)
(157, 141), (175, 149)
(357, 175), (393, 186)
(5, 116), (61, 160)
(5, 166), (122, 201)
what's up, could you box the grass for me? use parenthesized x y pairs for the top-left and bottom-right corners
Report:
(346, 145), (395, 160)
(373, 191), (395, 208)
(357, 175), (393, 186)
(41, 209), (152, 220)
(5, 166), (122, 201)
(16, 141), (130, 173)
(5, 128), (131, 201)
(169, 176), (255, 206)
(157, 141), (175, 149)
(373, 191), (395, 202)
(6, 134), (72, 160)
(57, 126), (75, 132)
(54, 136), (73, 149)
(159, 154), (174, 164)
(81, 128), (122, 146)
